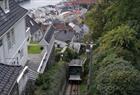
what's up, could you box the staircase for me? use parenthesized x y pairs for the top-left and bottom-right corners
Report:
(28, 68), (39, 80)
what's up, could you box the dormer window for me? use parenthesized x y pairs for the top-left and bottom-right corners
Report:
(0, 39), (2, 47)
(4, 0), (9, 13)
(0, 0), (9, 13)
(30, 20), (34, 26)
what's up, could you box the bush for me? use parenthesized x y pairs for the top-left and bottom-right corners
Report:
(86, 0), (140, 95)
(99, 25), (138, 51)
(63, 48), (79, 62)
(35, 61), (67, 95)
(96, 62), (140, 95)
(89, 47), (140, 95)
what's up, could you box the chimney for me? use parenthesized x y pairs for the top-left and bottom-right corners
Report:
(0, 0), (10, 13)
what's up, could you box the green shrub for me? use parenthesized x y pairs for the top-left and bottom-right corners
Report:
(35, 61), (67, 95)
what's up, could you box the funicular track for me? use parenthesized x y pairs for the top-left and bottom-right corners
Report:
(65, 82), (80, 95)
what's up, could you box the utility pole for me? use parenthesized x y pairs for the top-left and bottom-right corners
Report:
(86, 44), (93, 85)
(86, 41), (95, 95)
(89, 43), (93, 87)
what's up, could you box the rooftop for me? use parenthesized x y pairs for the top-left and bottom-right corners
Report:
(69, 59), (83, 67)
(53, 23), (73, 31)
(0, 0), (28, 37)
(71, 0), (95, 5)
(55, 30), (75, 42)
(26, 15), (40, 35)
(0, 63), (23, 95)
(69, 75), (81, 81)
(45, 26), (55, 43)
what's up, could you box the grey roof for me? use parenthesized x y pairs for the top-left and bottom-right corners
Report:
(52, 18), (62, 24)
(45, 26), (55, 43)
(0, 0), (28, 37)
(45, 23), (74, 43)
(69, 59), (83, 67)
(55, 30), (74, 42)
(45, 18), (62, 24)
(60, 6), (72, 13)
(0, 63), (23, 95)
(26, 15), (40, 35)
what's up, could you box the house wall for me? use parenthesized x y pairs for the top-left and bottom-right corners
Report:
(18, 72), (28, 95)
(47, 35), (55, 53)
(10, 83), (19, 95)
(0, 17), (28, 66)
(55, 40), (67, 48)
(70, 42), (81, 53)
(31, 30), (43, 42)
(37, 34), (55, 73)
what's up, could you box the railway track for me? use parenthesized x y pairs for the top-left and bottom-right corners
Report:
(65, 82), (80, 95)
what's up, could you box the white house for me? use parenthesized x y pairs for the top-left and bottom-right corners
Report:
(26, 15), (43, 42)
(0, 0), (28, 66)
(52, 22), (81, 52)
(69, 22), (82, 33)
(38, 25), (55, 73)
(0, 0), (29, 94)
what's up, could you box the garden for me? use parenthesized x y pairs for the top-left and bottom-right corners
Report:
(28, 42), (44, 54)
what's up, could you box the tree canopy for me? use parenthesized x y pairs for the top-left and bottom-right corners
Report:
(85, 0), (140, 95)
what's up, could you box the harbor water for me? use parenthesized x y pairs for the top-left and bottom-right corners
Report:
(20, 0), (63, 9)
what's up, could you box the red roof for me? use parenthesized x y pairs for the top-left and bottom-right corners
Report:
(72, 10), (81, 14)
(64, 2), (73, 6)
(72, 0), (95, 5)
(53, 23), (74, 31)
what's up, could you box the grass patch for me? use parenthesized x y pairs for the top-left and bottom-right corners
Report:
(80, 83), (87, 95)
(28, 44), (43, 54)
(30, 41), (39, 44)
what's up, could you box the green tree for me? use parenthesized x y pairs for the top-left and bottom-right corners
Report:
(63, 48), (79, 62)
(98, 25), (138, 51)
(85, 0), (140, 94)
(96, 62), (140, 95)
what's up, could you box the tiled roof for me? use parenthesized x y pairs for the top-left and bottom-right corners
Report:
(55, 30), (74, 42)
(0, 0), (28, 37)
(45, 18), (62, 25)
(44, 22), (74, 43)
(26, 15), (40, 35)
(0, 63), (23, 95)
(53, 23), (73, 31)
(53, 22), (75, 42)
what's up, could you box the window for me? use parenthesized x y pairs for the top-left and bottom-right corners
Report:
(7, 32), (12, 49)
(17, 57), (19, 64)
(11, 29), (15, 44)
(19, 49), (24, 59)
(26, 27), (30, 33)
(0, 39), (2, 47)
(7, 28), (15, 49)
(1, 0), (9, 13)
